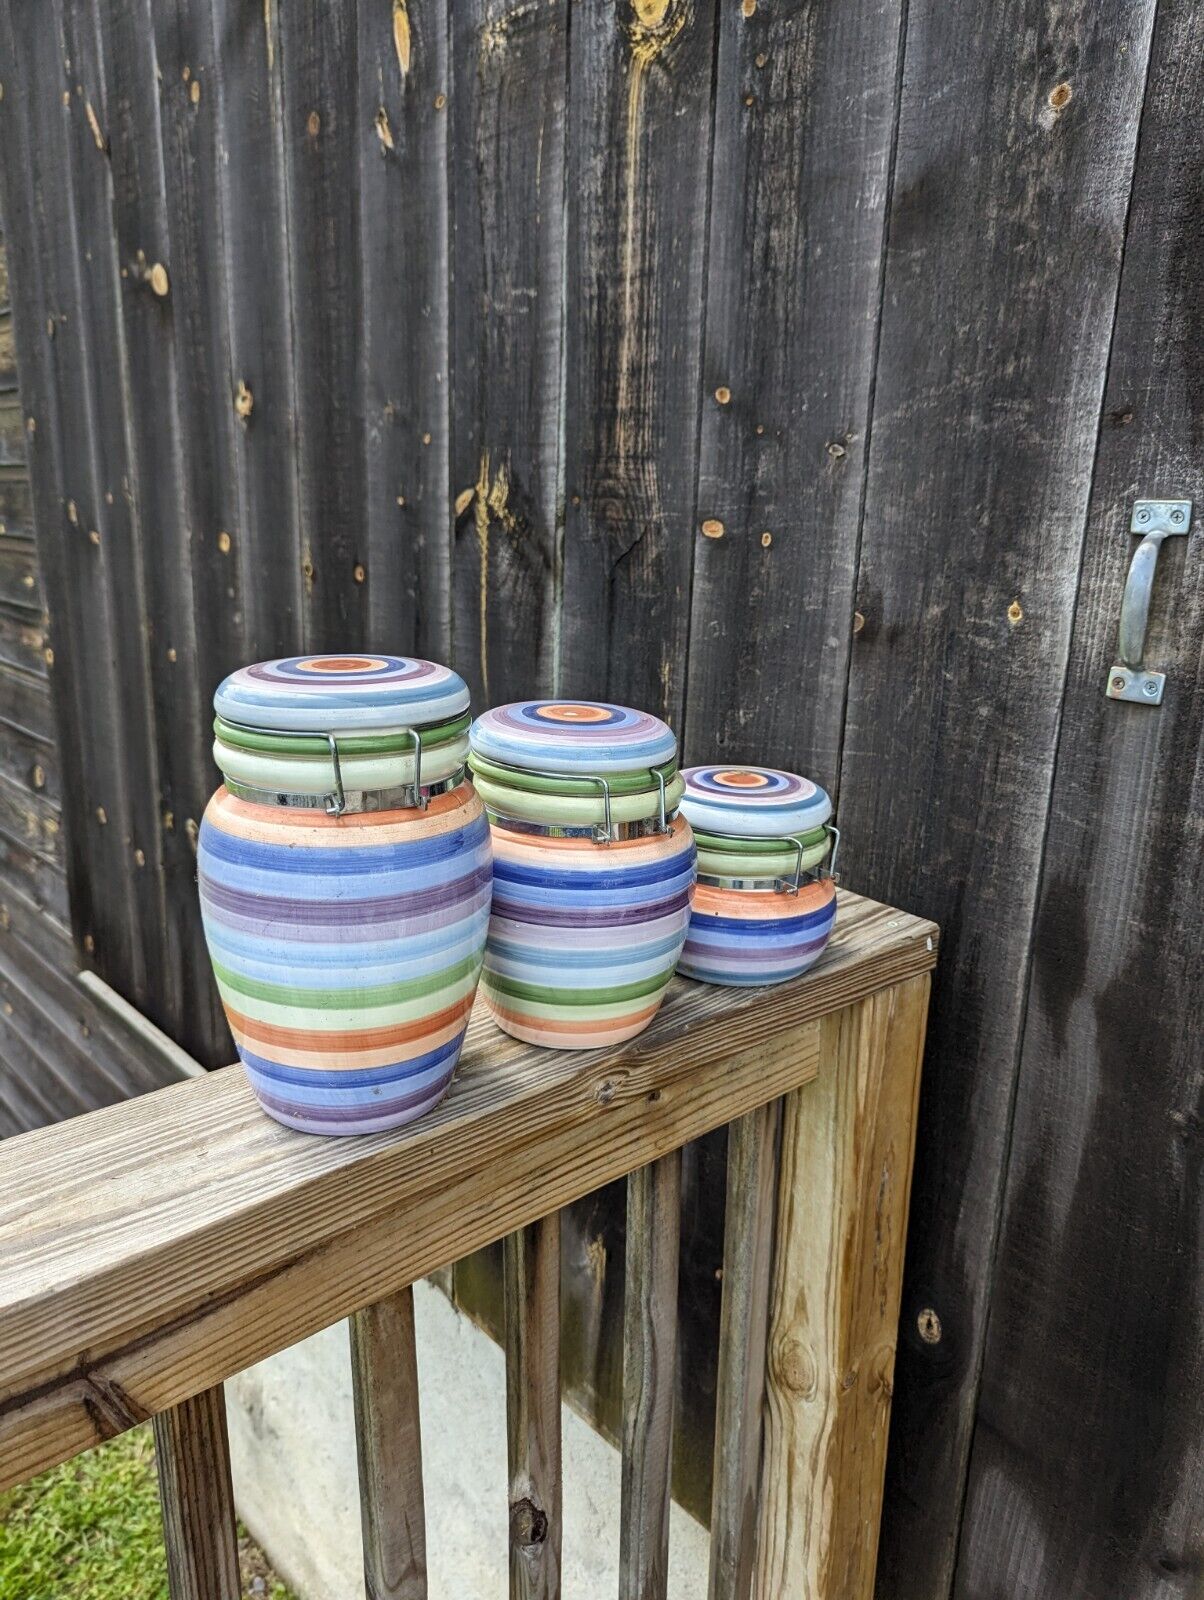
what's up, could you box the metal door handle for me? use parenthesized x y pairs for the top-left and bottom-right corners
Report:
(1104, 498), (1192, 704)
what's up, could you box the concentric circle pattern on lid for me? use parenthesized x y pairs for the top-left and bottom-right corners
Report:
(679, 764), (832, 838)
(213, 654), (470, 733)
(469, 701), (677, 774)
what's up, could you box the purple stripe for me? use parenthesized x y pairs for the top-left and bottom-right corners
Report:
(488, 886), (692, 929)
(248, 1062), (457, 1125)
(199, 862), (493, 925)
(683, 930), (831, 963)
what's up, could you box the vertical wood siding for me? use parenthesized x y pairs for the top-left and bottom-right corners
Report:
(0, 0), (1195, 1590)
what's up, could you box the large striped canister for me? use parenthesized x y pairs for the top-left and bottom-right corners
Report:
(468, 701), (696, 1049)
(198, 655), (491, 1135)
(677, 765), (838, 987)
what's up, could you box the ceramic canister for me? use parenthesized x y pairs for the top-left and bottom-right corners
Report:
(676, 765), (838, 987)
(467, 701), (696, 1049)
(197, 654), (492, 1135)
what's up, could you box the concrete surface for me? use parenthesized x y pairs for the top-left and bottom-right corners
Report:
(226, 1279), (710, 1599)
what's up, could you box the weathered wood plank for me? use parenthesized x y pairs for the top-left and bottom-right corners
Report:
(708, 1100), (781, 1600)
(0, 313), (15, 392)
(152, 1384), (241, 1600)
(0, 892), (935, 1491)
(350, 1286), (428, 1600)
(683, 0), (904, 776)
(208, 0), (303, 661)
(754, 976), (928, 1598)
(358, 0), (451, 662)
(619, 1150), (681, 1600)
(954, 4), (1204, 1592)
(0, 0), (148, 1005)
(277, 4), (366, 649)
(837, 3), (1159, 1592)
(449, 0), (567, 706)
(559, 0), (717, 725)
(0, 400), (27, 468)
(0, 539), (42, 614)
(87, 0), (226, 1059)
(506, 1216), (562, 1600)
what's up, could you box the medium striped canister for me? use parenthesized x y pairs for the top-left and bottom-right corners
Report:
(677, 765), (838, 987)
(468, 701), (696, 1049)
(198, 655), (491, 1135)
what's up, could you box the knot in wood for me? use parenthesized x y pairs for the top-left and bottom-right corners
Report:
(772, 1336), (816, 1398)
(510, 1496), (548, 1548)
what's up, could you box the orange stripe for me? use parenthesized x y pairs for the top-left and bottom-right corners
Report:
(481, 995), (662, 1036)
(217, 781), (475, 829)
(691, 879), (835, 921)
(224, 992), (475, 1053)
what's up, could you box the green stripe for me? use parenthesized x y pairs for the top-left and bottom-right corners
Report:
(480, 966), (673, 1007)
(211, 950), (481, 1009)
(214, 711), (470, 757)
(468, 752), (677, 799)
(691, 824), (828, 855)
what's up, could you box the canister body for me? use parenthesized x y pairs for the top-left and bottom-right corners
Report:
(481, 815), (696, 1048)
(678, 875), (837, 986)
(198, 781), (491, 1134)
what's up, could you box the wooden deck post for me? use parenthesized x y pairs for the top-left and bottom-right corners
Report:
(349, 1286), (428, 1599)
(753, 974), (930, 1599)
(708, 1099), (783, 1600)
(620, 1149), (683, 1600)
(152, 1383), (241, 1600)
(505, 1215), (562, 1600)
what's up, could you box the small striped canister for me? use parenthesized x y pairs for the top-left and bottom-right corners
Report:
(198, 654), (491, 1135)
(468, 701), (696, 1049)
(677, 765), (838, 987)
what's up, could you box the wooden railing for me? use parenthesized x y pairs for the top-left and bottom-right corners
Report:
(0, 891), (937, 1600)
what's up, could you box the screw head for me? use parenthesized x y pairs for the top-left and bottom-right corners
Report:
(1138, 507), (1150, 522)
(1143, 679), (1159, 697)
(1111, 675), (1126, 692)
(1171, 508), (1184, 523)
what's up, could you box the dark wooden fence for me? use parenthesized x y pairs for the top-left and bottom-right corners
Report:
(0, 1), (1200, 1595)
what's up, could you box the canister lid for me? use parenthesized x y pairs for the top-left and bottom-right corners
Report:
(679, 764), (832, 838)
(213, 654), (470, 734)
(469, 701), (677, 775)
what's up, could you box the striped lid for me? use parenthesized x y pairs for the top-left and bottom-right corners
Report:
(213, 654), (470, 733)
(469, 701), (677, 775)
(679, 765), (832, 838)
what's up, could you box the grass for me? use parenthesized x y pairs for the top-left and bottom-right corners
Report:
(0, 1425), (297, 1600)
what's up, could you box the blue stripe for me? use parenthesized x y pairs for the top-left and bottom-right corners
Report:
(492, 851), (694, 892)
(239, 1034), (462, 1089)
(199, 813), (489, 877)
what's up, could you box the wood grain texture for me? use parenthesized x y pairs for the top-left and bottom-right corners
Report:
(753, 976), (928, 1599)
(276, 3), (366, 649)
(0, 0), (147, 1005)
(450, 0), (567, 706)
(683, 0), (904, 777)
(506, 1216), (562, 1600)
(208, 0), (303, 662)
(954, 4), (1204, 1592)
(0, 892), (934, 1491)
(358, 0), (450, 662)
(708, 1100), (781, 1600)
(152, 1384), (241, 1600)
(619, 1150), (681, 1600)
(838, 4), (1160, 1593)
(96, 0), (228, 1062)
(559, 0), (717, 724)
(350, 1286), (428, 1600)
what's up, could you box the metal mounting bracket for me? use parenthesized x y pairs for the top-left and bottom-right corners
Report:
(1104, 498), (1192, 705)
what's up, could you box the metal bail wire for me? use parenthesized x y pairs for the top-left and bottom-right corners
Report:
(324, 733), (346, 817)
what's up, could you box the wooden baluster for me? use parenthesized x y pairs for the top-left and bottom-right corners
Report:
(708, 1101), (782, 1600)
(619, 1150), (682, 1600)
(152, 1383), (241, 1600)
(505, 1215), (562, 1600)
(350, 1286), (428, 1600)
(753, 978), (929, 1600)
